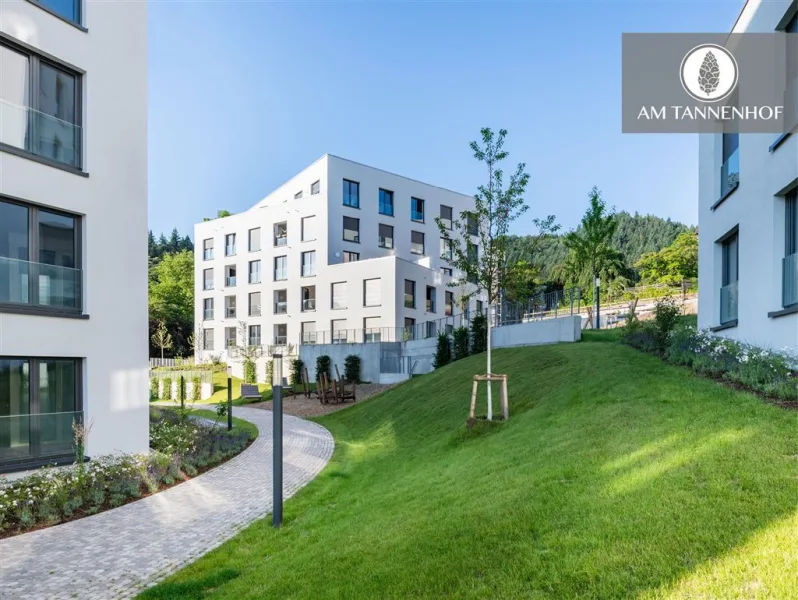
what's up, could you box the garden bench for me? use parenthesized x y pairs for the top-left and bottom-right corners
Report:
(239, 384), (261, 400)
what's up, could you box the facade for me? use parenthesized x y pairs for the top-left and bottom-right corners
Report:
(194, 154), (485, 378)
(0, 0), (149, 471)
(698, 0), (798, 350)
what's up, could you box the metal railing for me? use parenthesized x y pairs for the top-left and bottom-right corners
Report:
(0, 256), (82, 311)
(784, 253), (798, 308)
(225, 276), (236, 287)
(720, 281), (738, 324)
(0, 98), (81, 168)
(496, 288), (582, 326)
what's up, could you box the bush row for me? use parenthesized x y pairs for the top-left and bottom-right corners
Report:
(434, 313), (488, 369)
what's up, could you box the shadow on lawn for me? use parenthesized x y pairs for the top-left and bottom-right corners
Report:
(140, 568), (240, 600)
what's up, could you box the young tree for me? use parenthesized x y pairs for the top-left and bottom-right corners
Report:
(635, 231), (698, 285)
(230, 320), (263, 383)
(437, 128), (554, 420)
(151, 320), (173, 360)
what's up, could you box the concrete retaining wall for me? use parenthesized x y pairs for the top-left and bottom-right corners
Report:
(299, 342), (382, 383)
(492, 315), (582, 348)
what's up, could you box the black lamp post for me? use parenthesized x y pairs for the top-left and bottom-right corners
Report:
(272, 353), (283, 528)
(595, 276), (601, 330)
(226, 366), (232, 431)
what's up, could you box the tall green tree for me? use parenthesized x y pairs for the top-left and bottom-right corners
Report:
(635, 231), (698, 285)
(149, 250), (194, 357)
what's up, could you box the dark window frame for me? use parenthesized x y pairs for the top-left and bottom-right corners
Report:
(343, 179), (360, 208)
(378, 223), (394, 249)
(343, 251), (359, 263)
(25, 0), (85, 30)
(311, 180), (321, 195)
(379, 189), (395, 217)
(343, 216), (360, 243)
(411, 230), (425, 255)
(248, 291), (261, 317)
(411, 197), (425, 222)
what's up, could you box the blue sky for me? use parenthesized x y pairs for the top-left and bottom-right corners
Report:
(148, 0), (745, 238)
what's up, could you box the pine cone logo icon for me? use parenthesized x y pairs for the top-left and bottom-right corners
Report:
(680, 44), (738, 103)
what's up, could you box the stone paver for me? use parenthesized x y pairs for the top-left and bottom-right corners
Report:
(0, 407), (334, 600)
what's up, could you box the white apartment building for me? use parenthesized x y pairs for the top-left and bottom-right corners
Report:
(698, 0), (798, 351)
(194, 154), (485, 378)
(0, 0), (149, 471)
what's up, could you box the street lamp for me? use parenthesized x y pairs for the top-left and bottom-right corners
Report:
(272, 354), (283, 528)
(226, 365), (232, 431)
(594, 276), (601, 330)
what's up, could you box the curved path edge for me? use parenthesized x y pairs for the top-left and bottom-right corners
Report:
(0, 407), (335, 600)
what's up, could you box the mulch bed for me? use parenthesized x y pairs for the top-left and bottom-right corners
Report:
(248, 383), (396, 418)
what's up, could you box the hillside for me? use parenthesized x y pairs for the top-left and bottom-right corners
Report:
(141, 337), (795, 600)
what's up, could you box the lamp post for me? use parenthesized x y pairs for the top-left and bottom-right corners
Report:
(272, 353), (283, 528)
(595, 276), (601, 330)
(226, 366), (232, 431)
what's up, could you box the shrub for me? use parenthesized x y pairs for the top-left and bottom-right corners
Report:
(243, 359), (256, 384)
(433, 332), (452, 369)
(150, 378), (159, 400)
(452, 327), (470, 361)
(316, 355), (331, 381)
(290, 358), (304, 386)
(161, 377), (172, 401)
(344, 355), (361, 382)
(265, 360), (273, 388)
(470, 313), (488, 354)
(191, 377), (202, 402)
(652, 296), (682, 354)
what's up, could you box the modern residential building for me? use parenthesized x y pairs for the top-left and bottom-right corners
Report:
(698, 0), (798, 351)
(0, 0), (149, 471)
(194, 154), (485, 378)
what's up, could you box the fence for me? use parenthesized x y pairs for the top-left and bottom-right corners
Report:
(496, 288), (582, 326)
(149, 370), (213, 384)
(150, 358), (183, 368)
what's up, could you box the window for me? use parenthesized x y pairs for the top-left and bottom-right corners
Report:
(441, 267), (453, 277)
(0, 199), (81, 312)
(295, 190), (303, 199)
(203, 298), (214, 320)
(274, 324), (287, 345)
(248, 260), (261, 284)
(467, 245), (479, 284)
(332, 319), (348, 344)
(411, 231), (425, 255)
(379, 189), (394, 216)
(301, 321), (316, 344)
(248, 325), (261, 347)
(203, 268), (214, 290)
(425, 321), (437, 339)
(301, 286), (316, 311)
(411, 197), (425, 222)
(720, 231), (739, 324)
(440, 237), (453, 260)
(343, 216), (360, 243)
(364, 317), (381, 342)
(274, 222), (287, 247)
(721, 132), (740, 199)
(302, 216), (316, 241)
(0, 42), (82, 169)
(332, 282), (347, 309)
(344, 251), (359, 262)
(301, 251), (316, 277)
(378, 224), (394, 249)
(343, 179), (360, 208)
(249, 291), (261, 317)
(0, 358), (81, 467)
(274, 256), (287, 281)
(404, 279), (416, 309)
(203, 238), (214, 260)
(466, 213), (479, 236)
(476, 299), (484, 315)
(311, 180), (321, 195)
(34, 0), (81, 24)
(225, 234), (236, 256)
(783, 191), (797, 308)
(404, 317), (416, 341)
(426, 286), (436, 313)
(364, 278), (381, 307)
(202, 329), (214, 351)
(225, 295), (236, 319)
(248, 228), (261, 252)
(225, 327), (237, 348)
(445, 291), (454, 316)
(274, 289), (287, 314)
(440, 205), (453, 230)
(224, 265), (237, 287)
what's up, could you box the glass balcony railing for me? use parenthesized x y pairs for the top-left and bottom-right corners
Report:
(720, 281), (738, 324)
(302, 298), (316, 311)
(225, 276), (236, 287)
(720, 148), (740, 198)
(0, 256), (81, 311)
(783, 253), (798, 308)
(203, 249), (214, 260)
(274, 235), (287, 247)
(274, 269), (287, 281)
(204, 309), (214, 320)
(274, 336), (287, 345)
(302, 265), (315, 277)
(225, 245), (236, 256)
(0, 99), (82, 169)
(411, 210), (424, 222)
(0, 410), (82, 461)
(274, 301), (287, 314)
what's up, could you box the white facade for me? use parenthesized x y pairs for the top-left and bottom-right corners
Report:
(194, 155), (485, 378)
(698, 0), (798, 351)
(0, 0), (149, 470)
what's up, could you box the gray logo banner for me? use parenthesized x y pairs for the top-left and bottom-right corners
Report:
(622, 33), (796, 133)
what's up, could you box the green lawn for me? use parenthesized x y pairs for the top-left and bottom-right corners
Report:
(202, 372), (272, 405)
(140, 335), (796, 599)
(189, 408), (260, 440)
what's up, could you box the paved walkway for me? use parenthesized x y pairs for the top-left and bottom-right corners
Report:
(0, 408), (335, 600)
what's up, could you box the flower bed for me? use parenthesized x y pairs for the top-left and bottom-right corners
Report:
(0, 408), (254, 538)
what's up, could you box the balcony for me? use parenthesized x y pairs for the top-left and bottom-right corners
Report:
(0, 99), (81, 169)
(274, 301), (287, 314)
(720, 148), (740, 199)
(720, 281), (738, 324)
(784, 253), (798, 308)
(0, 257), (81, 312)
(225, 276), (236, 287)
(302, 298), (316, 311)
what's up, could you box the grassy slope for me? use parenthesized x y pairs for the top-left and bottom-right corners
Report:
(140, 335), (797, 600)
(206, 372), (271, 405)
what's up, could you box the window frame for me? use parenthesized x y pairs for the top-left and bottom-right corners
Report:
(343, 251), (359, 263)
(274, 255), (287, 281)
(203, 268), (214, 290)
(404, 279), (416, 309)
(331, 281), (347, 310)
(248, 228), (261, 252)
(411, 230), (425, 255)
(301, 215), (316, 242)
(203, 297), (214, 320)
(343, 179), (360, 208)
(378, 188), (395, 216)
(378, 223), (394, 249)
(273, 289), (287, 314)
(248, 259), (261, 284)
(343, 216), (360, 243)
(301, 250), (316, 277)
(26, 0), (84, 29)
(411, 197), (425, 222)
(363, 278), (381, 307)
(248, 291), (261, 317)
(311, 180), (321, 195)
(440, 205), (453, 230)
(202, 328), (214, 351)
(203, 238), (214, 260)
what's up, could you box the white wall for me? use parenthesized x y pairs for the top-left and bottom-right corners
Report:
(492, 316), (582, 349)
(0, 0), (149, 459)
(698, 0), (798, 351)
(299, 343), (382, 384)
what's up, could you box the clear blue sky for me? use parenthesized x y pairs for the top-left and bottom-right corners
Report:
(148, 0), (745, 238)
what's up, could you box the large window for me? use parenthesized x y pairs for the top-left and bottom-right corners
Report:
(332, 282), (347, 309)
(440, 237), (453, 260)
(0, 357), (80, 468)
(440, 205), (453, 230)
(301, 321), (316, 344)
(225, 234), (236, 256)
(343, 179), (360, 208)
(404, 279), (416, 309)
(274, 222), (287, 247)
(249, 291), (261, 317)
(302, 216), (316, 242)
(0, 42), (82, 169)
(378, 224), (394, 249)
(274, 324), (287, 345)
(311, 180), (321, 195)
(274, 256), (287, 281)
(411, 197), (425, 222)
(248, 259), (261, 284)
(225, 327), (237, 348)
(332, 319), (348, 344)
(364, 317), (381, 343)
(225, 295), (236, 318)
(203, 268), (213, 290)
(203, 238), (214, 260)
(720, 133), (739, 199)
(344, 216), (360, 243)
(0, 198), (81, 312)
(202, 329), (214, 351)
(248, 325), (261, 347)
(467, 213), (479, 236)
(301, 251), (316, 277)
(783, 191), (797, 308)
(720, 230), (739, 324)
(364, 278), (381, 307)
(426, 286), (436, 313)
(343, 251), (359, 263)
(301, 286), (316, 311)
(411, 231), (425, 255)
(224, 265), (237, 287)
(274, 289), (287, 314)
(445, 291), (454, 316)
(203, 297), (214, 320)
(379, 189), (394, 216)
(248, 228), (261, 252)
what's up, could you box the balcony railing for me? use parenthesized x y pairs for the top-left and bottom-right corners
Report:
(720, 281), (738, 324)
(204, 309), (214, 320)
(225, 276), (236, 287)
(203, 249), (214, 260)
(720, 148), (740, 199)
(225, 245), (236, 256)
(249, 337), (261, 347)
(204, 281), (214, 291)
(225, 308), (236, 318)
(0, 410), (82, 461)
(344, 230), (360, 243)
(404, 296), (415, 309)
(274, 269), (287, 281)
(274, 301), (287, 314)
(784, 253), (798, 308)
(274, 235), (287, 247)
(0, 257), (81, 311)
(302, 298), (316, 311)
(0, 99), (81, 169)
(273, 336), (287, 345)
(301, 265), (315, 277)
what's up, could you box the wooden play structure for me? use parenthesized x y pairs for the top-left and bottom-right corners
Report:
(310, 365), (357, 405)
(468, 373), (509, 423)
